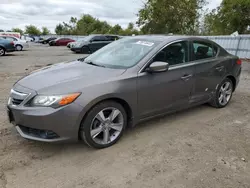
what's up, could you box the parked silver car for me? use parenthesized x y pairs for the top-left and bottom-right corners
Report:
(7, 35), (241, 148)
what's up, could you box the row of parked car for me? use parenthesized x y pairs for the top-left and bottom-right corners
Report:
(0, 35), (29, 56)
(38, 34), (122, 54)
(69, 35), (120, 54)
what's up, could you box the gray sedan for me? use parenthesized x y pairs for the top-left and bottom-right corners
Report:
(7, 35), (241, 148)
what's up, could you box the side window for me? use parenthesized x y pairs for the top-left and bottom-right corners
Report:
(105, 36), (118, 41)
(193, 41), (216, 60)
(153, 41), (188, 66)
(11, 37), (17, 41)
(5, 37), (13, 41)
(92, 36), (107, 42)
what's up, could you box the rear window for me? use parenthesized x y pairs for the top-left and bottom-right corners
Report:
(193, 41), (218, 61)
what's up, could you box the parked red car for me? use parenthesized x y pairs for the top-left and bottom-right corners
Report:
(49, 38), (75, 46)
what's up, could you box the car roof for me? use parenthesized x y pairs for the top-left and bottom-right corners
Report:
(129, 35), (211, 43)
(0, 35), (16, 38)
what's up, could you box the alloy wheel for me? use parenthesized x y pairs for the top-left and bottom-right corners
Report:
(90, 107), (124, 145)
(16, 45), (22, 51)
(0, 48), (4, 56)
(218, 81), (232, 106)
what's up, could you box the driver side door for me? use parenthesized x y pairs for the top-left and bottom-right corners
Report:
(89, 36), (108, 52)
(137, 40), (195, 119)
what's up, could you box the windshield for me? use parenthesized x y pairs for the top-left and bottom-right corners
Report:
(82, 35), (94, 42)
(84, 37), (160, 69)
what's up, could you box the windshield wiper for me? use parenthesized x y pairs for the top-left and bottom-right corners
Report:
(85, 61), (106, 68)
(77, 57), (86, 62)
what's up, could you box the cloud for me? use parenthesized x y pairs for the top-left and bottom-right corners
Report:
(0, 0), (222, 33)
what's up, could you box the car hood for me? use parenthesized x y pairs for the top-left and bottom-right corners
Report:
(75, 41), (88, 47)
(16, 60), (126, 93)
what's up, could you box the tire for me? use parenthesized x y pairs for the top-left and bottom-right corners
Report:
(209, 78), (233, 108)
(15, 44), (23, 51)
(81, 46), (91, 54)
(80, 101), (127, 149)
(0, 47), (5, 56)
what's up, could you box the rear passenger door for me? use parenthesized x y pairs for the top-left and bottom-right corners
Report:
(190, 40), (226, 104)
(63, 38), (71, 45)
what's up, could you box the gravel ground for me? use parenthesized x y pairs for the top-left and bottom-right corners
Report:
(0, 44), (249, 188)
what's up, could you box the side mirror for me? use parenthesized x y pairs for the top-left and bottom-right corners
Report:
(146, 61), (169, 73)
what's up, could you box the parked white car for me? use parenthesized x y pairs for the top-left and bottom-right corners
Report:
(0, 36), (29, 51)
(67, 41), (77, 48)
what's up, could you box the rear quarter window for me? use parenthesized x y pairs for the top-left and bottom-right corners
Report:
(192, 41), (218, 60)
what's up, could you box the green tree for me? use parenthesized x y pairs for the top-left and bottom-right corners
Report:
(54, 14), (139, 36)
(41, 27), (50, 35)
(120, 22), (140, 36)
(137, 0), (206, 34)
(55, 23), (64, 35)
(76, 14), (97, 34)
(110, 24), (122, 34)
(12, 28), (23, 35)
(25, 25), (41, 35)
(204, 0), (250, 35)
(127, 22), (134, 30)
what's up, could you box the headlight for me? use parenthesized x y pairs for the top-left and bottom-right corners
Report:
(31, 93), (81, 108)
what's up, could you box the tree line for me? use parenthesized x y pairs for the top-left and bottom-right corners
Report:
(5, 0), (250, 36)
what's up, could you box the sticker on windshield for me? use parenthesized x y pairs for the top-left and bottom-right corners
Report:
(135, 41), (154, 46)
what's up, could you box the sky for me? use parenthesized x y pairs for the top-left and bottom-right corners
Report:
(0, 0), (222, 33)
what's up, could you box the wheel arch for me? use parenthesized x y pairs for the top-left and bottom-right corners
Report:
(15, 44), (23, 47)
(81, 45), (91, 53)
(0, 45), (6, 51)
(77, 96), (133, 139)
(226, 75), (236, 92)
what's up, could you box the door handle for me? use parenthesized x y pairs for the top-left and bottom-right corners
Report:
(181, 74), (193, 80)
(216, 66), (224, 71)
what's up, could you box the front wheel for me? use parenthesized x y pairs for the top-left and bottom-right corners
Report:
(81, 46), (91, 54)
(80, 101), (127, 149)
(209, 78), (233, 108)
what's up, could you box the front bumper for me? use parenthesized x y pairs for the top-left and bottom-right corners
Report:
(7, 85), (83, 142)
(71, 47), (81, 53)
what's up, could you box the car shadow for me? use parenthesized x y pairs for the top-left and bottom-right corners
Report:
(23, 104), (213, 155)
(4, 54), (18, 56)
(128, 104), (211, 133)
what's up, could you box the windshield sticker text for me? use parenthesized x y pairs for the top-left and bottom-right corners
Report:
(135, 41), (154, 46)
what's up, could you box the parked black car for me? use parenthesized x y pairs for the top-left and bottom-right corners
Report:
(41, 37), (57, 44)
(71, 34), (120, 54)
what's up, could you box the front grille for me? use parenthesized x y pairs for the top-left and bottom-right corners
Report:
(9, 89), (29, 106)
(19, 125), (59, 139)
(12, 98), (23, 105)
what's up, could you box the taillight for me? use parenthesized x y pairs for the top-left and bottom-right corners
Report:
(10, 41), (14, 45)
(236, 59), (242, 65)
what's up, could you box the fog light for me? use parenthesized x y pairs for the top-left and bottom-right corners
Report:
(40, 130), (59, 139)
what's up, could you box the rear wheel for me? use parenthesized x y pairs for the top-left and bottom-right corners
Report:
(210, 78), (233, 108)
(15, 44), (23, 51)
(0, 47), (5, 56)
(80, 101), (127, 149)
